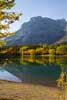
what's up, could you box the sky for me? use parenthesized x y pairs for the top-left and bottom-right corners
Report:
(9, 0), (67, 31)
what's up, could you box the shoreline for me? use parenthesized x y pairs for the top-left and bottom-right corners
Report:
(0, 80), (60, 100)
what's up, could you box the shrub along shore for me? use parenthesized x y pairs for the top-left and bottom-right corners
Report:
(20, 44), (67, 55)
(0, 44), (67, 56)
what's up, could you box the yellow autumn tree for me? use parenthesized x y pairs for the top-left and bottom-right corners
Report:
(0, 0), (22, 47)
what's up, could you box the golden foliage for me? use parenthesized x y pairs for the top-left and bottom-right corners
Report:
(0, 0), (15, 10)
(0, 32), (16, 38)
(0, 0), (22, 47)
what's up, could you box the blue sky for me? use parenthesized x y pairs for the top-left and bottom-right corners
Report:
(9, 0), (67, 31)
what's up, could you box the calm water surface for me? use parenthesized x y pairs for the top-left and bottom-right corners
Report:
(0, 56), (67, 87)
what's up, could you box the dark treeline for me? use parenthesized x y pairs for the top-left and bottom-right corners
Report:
(20, 44), (67, 55)
(0, 44), (67, 56)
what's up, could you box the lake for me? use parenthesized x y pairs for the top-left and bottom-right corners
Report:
(0, 55), (67, 87)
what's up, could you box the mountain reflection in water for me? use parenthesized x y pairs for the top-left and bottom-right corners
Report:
(0, 56), (67, 87)
(0, 68), (21, 82)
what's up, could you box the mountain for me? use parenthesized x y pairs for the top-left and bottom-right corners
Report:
(5, 16), (67, 46)
(54, 34), (67, 45)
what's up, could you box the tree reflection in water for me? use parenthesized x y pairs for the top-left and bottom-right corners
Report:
(0, 55), (67, 99)
(19, 55), (67, 100)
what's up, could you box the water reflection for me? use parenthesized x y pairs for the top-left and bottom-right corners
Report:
(0, 56), (67, 99)
(0, 56), (67, 84)
(0, 68), (21, 82)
